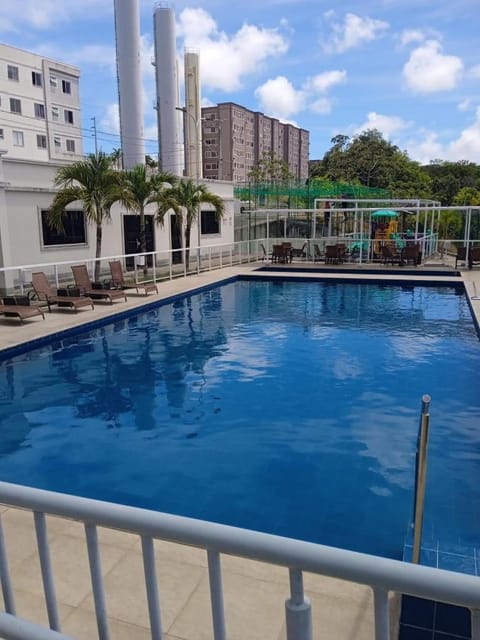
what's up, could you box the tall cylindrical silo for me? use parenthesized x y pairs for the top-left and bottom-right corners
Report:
(153, 5), (183, 176)
(184, 50), (203, 180)
(113, 0), (145, 169)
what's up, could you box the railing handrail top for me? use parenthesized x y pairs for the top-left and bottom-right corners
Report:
(1, 481), (479, 609)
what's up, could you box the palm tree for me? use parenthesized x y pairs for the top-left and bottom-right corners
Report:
(48, 152), (122, 280)
(157, 179), (225, 272)
(119, 165), (178, 272)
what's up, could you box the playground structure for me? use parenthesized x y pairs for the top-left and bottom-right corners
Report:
(234, 198), (480, 266)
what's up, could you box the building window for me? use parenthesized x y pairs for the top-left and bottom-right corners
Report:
(12, 131), (24, 146)
(201, 210), (220, 235)
(32, 71), (42, 86)
(41, 210), (86, 246)
(0, 129), (3, 139)
(53, 136), (61, 147)
(52, 106), (59, 120)
(7, 65), (19, 81)
(50, 75), (57, 89)
(34, 103), (45, 118)
(64, 109), (74, 124)
(66, 139), (75, 153)
(9, 98), (21, 114)
(37, 134), (47, 149)
(62, 80), (71, 94)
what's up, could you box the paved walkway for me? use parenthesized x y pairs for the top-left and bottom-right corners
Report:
(1, 260), (479, 639)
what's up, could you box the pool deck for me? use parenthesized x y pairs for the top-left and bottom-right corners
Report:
(1, 260), (480, 639)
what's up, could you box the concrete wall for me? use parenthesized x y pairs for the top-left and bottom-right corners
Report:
(0, 157), (235, 291)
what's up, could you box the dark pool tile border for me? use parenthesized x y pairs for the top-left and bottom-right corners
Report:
(240, 272), (466, 289)
(0, 276), (238, 361)
(256, 265), (462, 277)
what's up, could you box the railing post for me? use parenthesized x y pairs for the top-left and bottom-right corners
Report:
(34, 512), (60, 631)
(285, 568), (312, 640)
(471, 608), (480, 640)
(373, 588), (389, 640)
(412, 394), (431, 564)
(207, 550), (227, 640)
(0, 515), (15, 615)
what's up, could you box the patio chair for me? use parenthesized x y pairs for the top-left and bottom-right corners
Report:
(468, 246), (480, 270)
(381, 244), (403, 266)
(31, 271), (94, 312)
(455, 246), (467, 269)
(291, 242), (307, 259)
(313, 244), (323, 262)
(260, 243), (269, 262)
(71, 265), (127, 304)
(403, 244), (421, 266)
(325, 245), (340, 265)
(0, 301), (45, 323)
(109, 260), (158, 296)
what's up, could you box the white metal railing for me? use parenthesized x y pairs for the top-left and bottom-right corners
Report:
(0, 233), (471, 297)
(1, 482), (480, 640)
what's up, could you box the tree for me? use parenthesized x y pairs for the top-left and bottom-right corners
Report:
(157, 179), (224, 272)
(423, 160), (480, 205)
(320, 129), (432, 197)
(48, 153), (122, 280)
(119, 165), (177, 271)
(248, 151), (294, 184)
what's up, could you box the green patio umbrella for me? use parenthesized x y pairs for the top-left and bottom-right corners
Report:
(371, 209), (399, 218)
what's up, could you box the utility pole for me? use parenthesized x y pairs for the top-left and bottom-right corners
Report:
(91, 116), (98, 155)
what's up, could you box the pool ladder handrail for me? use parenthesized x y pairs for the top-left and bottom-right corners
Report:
(412, 394), (431, 564)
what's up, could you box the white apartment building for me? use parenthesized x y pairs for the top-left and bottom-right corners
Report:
(0, 43), (83, 162)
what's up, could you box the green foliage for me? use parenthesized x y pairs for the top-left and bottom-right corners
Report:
(318, 129), (432, 197)
(119, 165), (177, 271)
(49, 152), (122, 279)
(157, 179), (224, 271)
(452, 186), (480, 206)
(423, 160), (480, 205)
(248, 151), (294, 184)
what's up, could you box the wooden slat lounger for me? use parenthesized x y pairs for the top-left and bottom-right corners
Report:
(0, 304), (45, 323)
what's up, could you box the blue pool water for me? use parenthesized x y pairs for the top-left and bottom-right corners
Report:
(0, 280), (479, 558)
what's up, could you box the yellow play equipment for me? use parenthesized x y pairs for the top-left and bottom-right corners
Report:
(372, 210), (399, 255)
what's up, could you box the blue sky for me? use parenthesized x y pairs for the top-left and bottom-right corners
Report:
(1, 0), (479, 164)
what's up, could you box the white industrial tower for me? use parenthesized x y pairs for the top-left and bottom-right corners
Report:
(113, 0), (145, 169)
(153, 4), (183, 176)
(183, 50), (203, 180)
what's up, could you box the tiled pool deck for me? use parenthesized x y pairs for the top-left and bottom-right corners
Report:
(1, 260), (479, 639)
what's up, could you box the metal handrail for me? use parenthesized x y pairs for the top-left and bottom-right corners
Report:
(412, 394), (431, 564)
(1, 481), (480, 640)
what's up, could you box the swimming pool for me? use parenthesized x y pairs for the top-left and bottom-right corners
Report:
(0, 279), (479, 558)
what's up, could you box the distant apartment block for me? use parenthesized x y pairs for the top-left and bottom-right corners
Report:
(0, 43), (83, 162)
(201, 102), (309, 183)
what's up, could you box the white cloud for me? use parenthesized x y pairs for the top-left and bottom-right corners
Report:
(306, 70), (346, 92)
(399, 29), (425, 46)
(355, 112), (410, 137)
(255, 68), (346, 120)
(403, 109), (480, 163)
(458, 99), (472, 112)
(0, 0), (109, 32)
(309, 97), (332, 114)
(255, 76), (306, 118)
(470, 64), (480, 79)
(100, 103), (120, 135)
(402, 40), (463, 93)
(449, 106), (480, 160)
(177, 8), (289, 92)
(323, 12), (389, 53)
